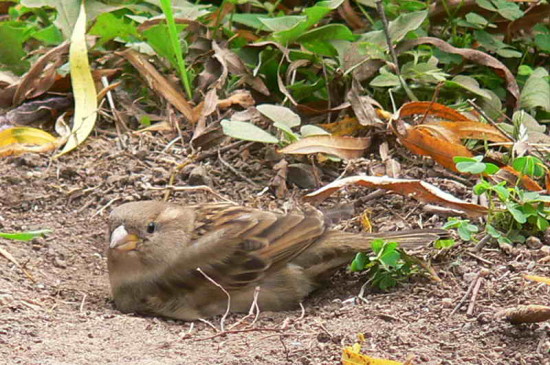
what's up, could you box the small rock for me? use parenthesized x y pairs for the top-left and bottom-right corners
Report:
(541, 246), (550, 255)
(188, 165), (212, 187)
(526, 236), (542, 249)
(53, 256), (67, 269)
(0, 293), (14, 306)
(441, 298), (453, 308)
(463, 272), (478, 282)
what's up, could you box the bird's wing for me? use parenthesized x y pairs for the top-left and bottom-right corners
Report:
(183, 203), (327, 289)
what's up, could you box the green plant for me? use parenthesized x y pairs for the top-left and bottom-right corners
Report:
(349, 239), (421, 290)
(221, 103), (329, 145)
(452, 155), (550, 245)
(0, 229), (52, 241)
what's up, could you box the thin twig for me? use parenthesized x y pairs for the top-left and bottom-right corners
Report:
(474, 234), (492, 252)
(465, 251), (493, 265)
(0, 247), (35, 282)
(467, 99), (514, 141)
(79, 293), (87, 313)
(467, 276), (484, 316)
(196, 268), (231, 332)
(93, 197), (122, 217)
(451, 272), (480, 315)
(144, 183), (233, 202)
(228, 286), (262, 330)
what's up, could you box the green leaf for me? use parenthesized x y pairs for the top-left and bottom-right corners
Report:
(300, 125), (330, 137)
(0, 21), (34, 74)
(257, 104), (301, 128)
(434, 239), (456, 249)
(456, 161), (487, 174)
(350, 252), (368, 271)
(535, 33), (550, 53)
(506, 202), (527, 224)
(520, 67), (550, 111)
(360, 10), (428, 48)
(446, 75), (491, 99)
(371, 239), (384, 254)
(474, 30), (521, 58)
(89, 12), (138, 47)
(0, 229), (52, 241)
(512, 156), (546, 178)
(370, 72), (400, 87)
(221, 120), (278, 143)
(231, 13), (270, 31)
(32, 24), (64, 45)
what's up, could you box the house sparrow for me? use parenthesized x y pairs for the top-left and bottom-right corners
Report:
(107, 201), (448, 320)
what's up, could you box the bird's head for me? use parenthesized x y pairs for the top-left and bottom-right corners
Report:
(107, 201), (194, 285)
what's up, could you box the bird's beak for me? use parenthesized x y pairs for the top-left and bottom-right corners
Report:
(110, 225), (140, 251)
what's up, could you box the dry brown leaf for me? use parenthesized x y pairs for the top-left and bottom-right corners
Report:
(499, 305), (550, 324)
(117, 49), (195, 123)
(348, 78), (383, 126)
(319, 116), (365, 136)
(279, 136), (371, 160)
(304, 175), (488, 217)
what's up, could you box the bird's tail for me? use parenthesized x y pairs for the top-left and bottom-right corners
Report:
(297, 228), (449, 280)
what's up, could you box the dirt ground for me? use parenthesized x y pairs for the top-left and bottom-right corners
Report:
(1, 135), (549, 365)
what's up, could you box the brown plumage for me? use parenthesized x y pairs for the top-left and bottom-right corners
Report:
(107, 201), (448, 320)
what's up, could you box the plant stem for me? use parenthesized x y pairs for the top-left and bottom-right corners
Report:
(160, 0), (193, 99)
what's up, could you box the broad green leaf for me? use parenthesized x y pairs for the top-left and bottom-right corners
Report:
(360, 10), (428, 48)
(493, 0), (523, 21)
(89, 12), (138, 47)
(535, 33), (550, 53)
(297, 24), (356, 56)
(520, 67), (550, 111)
(474, 30), (521, 58)
(22, 0), (121, 39)
(506, 202), (527, 224)
(231, 13), (269, 31)
(32, 25), (64, 45)
(56, 3), (98, 156)
(257, 104), (301, 128)
(447, 75), (491, 99)
(370, 72), (400, 87)
(297, 24), (355, 43)
(300, 125), (330, 137)
(512, 156), (545, 178)
(221, 120), (278, 143)
(0, 22), (34, 74)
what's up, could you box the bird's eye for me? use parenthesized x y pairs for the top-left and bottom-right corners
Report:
(146, 222), (156, 234)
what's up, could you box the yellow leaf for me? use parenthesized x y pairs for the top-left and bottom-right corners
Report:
(524, 274), (550, 285)
(0, 127), (61, 157)
(342, 343), (404, 365)
(55, 2), (97, 157)
(0, 127), (56, 147)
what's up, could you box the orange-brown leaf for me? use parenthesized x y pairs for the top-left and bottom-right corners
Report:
(393, 121), (473, 171)
(419, 121), (510, 143)
(398, 101), (472, 122)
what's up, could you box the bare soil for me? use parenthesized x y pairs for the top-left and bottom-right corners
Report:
(1, 135), (549, 364)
